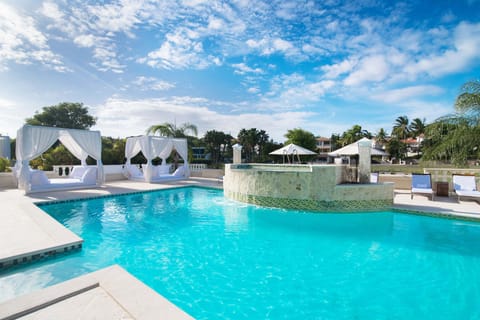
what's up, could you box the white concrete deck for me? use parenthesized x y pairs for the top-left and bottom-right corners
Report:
(393, 189), (480, 220)
(0, 178), (479, 319)
(0, 265), (193, 320)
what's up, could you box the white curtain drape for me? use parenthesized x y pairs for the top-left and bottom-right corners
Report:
(124, 136), (190, 181)
(172, 139), (190, 176)
(156, 139), (174, 163)
(15, 125), (104, 192)
(15, 126), (59, 189)
(125, 137), (142, 164)
(139, 136), (154, 182)
(65, 129), (104, 183)
(172, 139), (188, 163)
(59, 131), (89, 165)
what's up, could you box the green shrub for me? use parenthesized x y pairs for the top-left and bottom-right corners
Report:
(0, 157), (11, 172)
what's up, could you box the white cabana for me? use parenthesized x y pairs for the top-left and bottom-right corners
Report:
(14, 125), (104, 193)
(328, 138), (388, 157)
(269, 143), (317, 163)
(124, 136), (189, 183)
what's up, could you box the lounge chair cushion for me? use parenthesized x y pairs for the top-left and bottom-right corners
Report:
(453, 175), (477, 191)
(172, 166), (186, 177)
(127, 165), (143, 179)
(70, 166), (87, 179)
(81, 167), (97, 184)
(154, 165), (171, 176)
(30, 170), (50, 186)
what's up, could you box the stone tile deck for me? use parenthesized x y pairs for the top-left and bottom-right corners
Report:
(0, 265), (193, 320)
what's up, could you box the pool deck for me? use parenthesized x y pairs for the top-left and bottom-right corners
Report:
(0, 178), (479, 318)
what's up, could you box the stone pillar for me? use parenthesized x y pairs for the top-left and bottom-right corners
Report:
(358, 139), (371, 184)
(232, 144), (242, 164)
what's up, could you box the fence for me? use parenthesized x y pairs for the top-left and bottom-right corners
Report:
(52, 164), (207, 177)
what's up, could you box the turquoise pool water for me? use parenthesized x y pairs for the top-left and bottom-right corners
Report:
(2, 187), (480, 319)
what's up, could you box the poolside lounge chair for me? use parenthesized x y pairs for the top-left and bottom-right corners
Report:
(411, 173), (434, 200)
(452, 174), (480, 202)
(370, 172), (379, 183)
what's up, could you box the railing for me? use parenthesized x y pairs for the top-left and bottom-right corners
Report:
(53, 164), (207, 176)
(189, 163), (206, 172)
(52, 165), (74, 176)
(52, 165), (125, 176)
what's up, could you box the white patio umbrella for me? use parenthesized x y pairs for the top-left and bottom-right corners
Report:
(328, 138), (388, 157)
(269, 143), (317, 163)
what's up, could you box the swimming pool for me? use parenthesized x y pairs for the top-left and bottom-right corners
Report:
(1, 186), (480, 319)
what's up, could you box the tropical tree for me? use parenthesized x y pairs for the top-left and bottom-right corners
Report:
(392, 115), (410, 140)
(26, 102), (96, 129)
(330, 133), (341, 151)
(339, 125), (371, 146)
(102, 137), (126, 165)
(237, 128), (269, 163)
(284, 128), (317, 151)
(147, 122), (198, 168)
(386, 138), (407, 163)
(147, 122), (198, 137)
(455, 79), (480, 113)
(422, 79), (480, 165)
(203, 130), (233, 166)
(375, 128), (388, 149)
(409, 118), (426, 137)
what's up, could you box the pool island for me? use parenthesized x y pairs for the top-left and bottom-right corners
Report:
(224, 164), (394, 212)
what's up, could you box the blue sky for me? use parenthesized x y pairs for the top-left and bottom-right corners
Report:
(1, 0), (479, 142)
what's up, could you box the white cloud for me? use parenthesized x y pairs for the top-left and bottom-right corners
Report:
(232, 63), (263, 75)
(139, 29), (216, 70)
(371, 85), (444, 104)
(40, 0), (144, 73)
(246, 37), (300, 57)
(0, 2), (67, 72)
(207, 17), (224, 30)
(86, 0), (145, 37)
(404, 22), (480, 78)
(93, 97), (316, 141)
(39, 1), (64, 21)
(321, 58), (357, 79)
(344, 55), (389, 86)
(133, 76), (175, 91)
(73, 34), (98, 48)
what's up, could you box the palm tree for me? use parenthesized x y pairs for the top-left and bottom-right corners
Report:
(392, 116), (410, 140)
(455, 79), (480, 114)
(409, 118), (426, 138)
(422, 79), (480, 165)
(147, 122), (198, 137)
(375, 128), (388, 149)
(339, 124), (370, 146)
(146, 122), (198, 167)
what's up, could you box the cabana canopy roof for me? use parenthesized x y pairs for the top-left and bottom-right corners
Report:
(14, 125), (104, 193)
(124, 135), (189, 182)
(269, 143), (317, 156)
(328, 138), (388, 157)
(269, 143), (317, 164)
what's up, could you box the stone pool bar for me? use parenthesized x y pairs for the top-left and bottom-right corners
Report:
(223, 164), (394, 212)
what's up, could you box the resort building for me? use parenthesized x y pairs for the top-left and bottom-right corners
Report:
(315, 136), (331, 163)
(0, 135), (11, 160)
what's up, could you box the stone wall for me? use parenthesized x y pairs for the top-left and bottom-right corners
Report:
(224, 164), (394, 212)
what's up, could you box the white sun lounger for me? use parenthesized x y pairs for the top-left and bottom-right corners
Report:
(411, 173), (434, 200)
(452, 174), (480, 202)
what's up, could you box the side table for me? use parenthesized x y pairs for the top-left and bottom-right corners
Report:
(436, 182), (449, 197)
